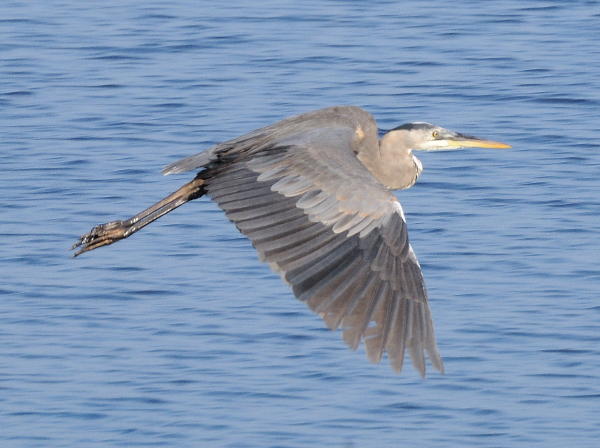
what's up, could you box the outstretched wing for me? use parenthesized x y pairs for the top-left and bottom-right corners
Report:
(167, 107), (443, 375)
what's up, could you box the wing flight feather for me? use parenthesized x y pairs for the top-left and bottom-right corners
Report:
(167, 106), (443, 375)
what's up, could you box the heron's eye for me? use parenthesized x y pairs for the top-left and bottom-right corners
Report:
(432, 130), (439, 139)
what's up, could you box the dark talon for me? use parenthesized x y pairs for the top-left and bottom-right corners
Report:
(71, 220), (130, 256)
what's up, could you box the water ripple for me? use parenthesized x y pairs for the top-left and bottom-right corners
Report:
(1, 1), (599, 447)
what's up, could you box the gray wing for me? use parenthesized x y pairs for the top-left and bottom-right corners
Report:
(167, 107), (443, 375)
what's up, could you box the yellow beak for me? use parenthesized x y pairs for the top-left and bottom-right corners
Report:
(448, 137), (511, 149)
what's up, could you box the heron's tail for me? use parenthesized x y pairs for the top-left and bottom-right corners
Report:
(71, 176), (206, 256)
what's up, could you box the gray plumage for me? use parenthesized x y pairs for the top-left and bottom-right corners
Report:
(72, 106), (510, 376)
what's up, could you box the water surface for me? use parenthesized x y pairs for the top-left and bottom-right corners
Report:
(1, 1), (599, 447)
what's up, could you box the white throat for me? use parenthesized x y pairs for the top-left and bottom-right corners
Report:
(412, 154), (423, 177)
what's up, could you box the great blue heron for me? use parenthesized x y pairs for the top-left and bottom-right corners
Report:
(72, 106), (510, 376)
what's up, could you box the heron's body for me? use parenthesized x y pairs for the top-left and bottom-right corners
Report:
(73, 106), (509, 376)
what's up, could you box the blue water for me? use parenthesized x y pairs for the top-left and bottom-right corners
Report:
(1, 1), (599, 447)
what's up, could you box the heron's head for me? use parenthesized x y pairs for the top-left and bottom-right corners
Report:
(385, 122), (511, 152)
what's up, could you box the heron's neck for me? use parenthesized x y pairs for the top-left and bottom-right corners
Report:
(358, 135), (422, 190)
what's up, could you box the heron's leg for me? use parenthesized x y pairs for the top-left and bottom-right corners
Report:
(72, 177), (205, 256)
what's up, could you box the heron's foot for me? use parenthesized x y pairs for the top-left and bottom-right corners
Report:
(71, 220), (130, 256)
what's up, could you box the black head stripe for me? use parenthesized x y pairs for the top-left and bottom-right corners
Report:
(390, 122), (435, 132)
